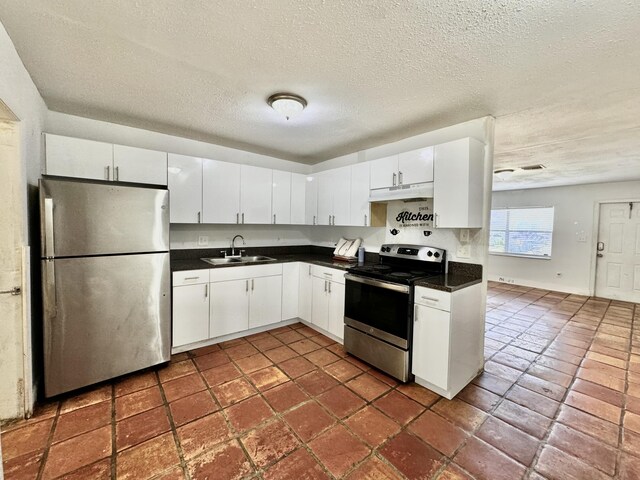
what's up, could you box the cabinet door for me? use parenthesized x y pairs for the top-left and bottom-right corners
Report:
(331, 166), (352, 226)
(210, 279), (249, 337)
(305, 175), (318, 225)
(349, 162), (370, 226)
(398, 146), (434, 185)
(369, 155), (398, 189)
(203, 159), (241, 224)
(249, 276), (283, 329)
(433, 138), (484, 228)
(168, 153), (202, 223)
(172, 284), (209, 347)
(241, 165), (272, 224)
(327, 281), (345, 340)
(290, 173), (306, 225)
(316, 171), (333, 226)
(311, 277), (329, 331)
(412, 304), (450, 390)
(272, 170), (291, 224)
(45, 134), (113, 181)
(298, 263), (313, 322)
(113, 145), (167, 185)
(282, 263), (300, 320)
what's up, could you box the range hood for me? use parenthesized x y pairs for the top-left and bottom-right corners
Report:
(368, 182), (434, 202)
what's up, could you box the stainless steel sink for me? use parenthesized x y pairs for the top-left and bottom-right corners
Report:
(201, 255), (277, 266)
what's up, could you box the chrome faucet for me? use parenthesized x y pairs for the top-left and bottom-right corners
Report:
(230, 235), (245, 257)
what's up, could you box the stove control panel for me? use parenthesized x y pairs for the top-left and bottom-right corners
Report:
(380, 244), (446, 263)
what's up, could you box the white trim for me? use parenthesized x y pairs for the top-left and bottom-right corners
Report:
(21, 246), (33, 417)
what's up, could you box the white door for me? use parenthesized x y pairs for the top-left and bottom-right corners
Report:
(282, 263), (300, 320)
(311, 277), (329, 330)
(113, 145), (167, 185)
(209, 280), (249, 337)
(316, 171), (333, 226)
(298, 263), (313, 322)
(305, 175), (318, 225)
(327, 281), (345, 340)
(203, 159), (241, 224)
(168, 153), (202, 223)
(172, 284), (209, 347)
(249, 276), (283, 328)
(331, 166), (352, 226)
(398, 146), (434, 185)
(595, 202), (640, 302)
(369, 155), (398, 189)
(241, 165), (272, 224)
(272, 170), (291, 224)
(290, 173), (306, 225)
(412, 304), (450, 390)
(0, 119), (28, 420)
(45, 134), (113, 181)
(350, 162), (370, 226)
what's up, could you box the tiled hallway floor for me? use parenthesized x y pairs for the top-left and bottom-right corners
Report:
(3, 282), (640, 479)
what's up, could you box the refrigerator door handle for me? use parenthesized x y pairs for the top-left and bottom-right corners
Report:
(44, 197), (55, 258)
(43, 259), (57, 319)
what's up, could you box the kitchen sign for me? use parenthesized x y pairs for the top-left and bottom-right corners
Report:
(385, 199), (434, 243)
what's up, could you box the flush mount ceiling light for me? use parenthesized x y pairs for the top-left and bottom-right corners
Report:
(267, 93), (307, 120)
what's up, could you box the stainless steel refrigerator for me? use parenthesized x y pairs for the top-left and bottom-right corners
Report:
(40, 176), (170, 397)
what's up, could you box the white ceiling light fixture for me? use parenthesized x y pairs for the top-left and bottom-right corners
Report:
(267, 93), (307, 120)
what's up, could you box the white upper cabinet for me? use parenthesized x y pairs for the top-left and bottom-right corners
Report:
(272, 170), (291, 224)
(317, 167), (351, 226)
(112, 145), (167, 185)
(168, 153), (203, 224)
(433, 138), (485, 229)
(290, 173), (306, 225)
(202, 159), (241, 224)
(370, 155), (398, 189)
(350, 162), (371, 226)
(241, 165), (272, 224)
(45, 134), (113, 181)
(46, 134), (166, 185)
(305, 175), (319, 225)
(398, 146), (434, 185)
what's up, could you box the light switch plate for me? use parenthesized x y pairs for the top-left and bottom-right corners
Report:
(460, 229), (470, 242)
(198, 235), (209, 246)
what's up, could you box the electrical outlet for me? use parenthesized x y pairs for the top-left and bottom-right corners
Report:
(197, 235), (209, 246)
(460, 229), (470, 242)
(457, 244), (470, 258)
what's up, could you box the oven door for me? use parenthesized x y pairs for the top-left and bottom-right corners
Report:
(344, 274), (411, 349)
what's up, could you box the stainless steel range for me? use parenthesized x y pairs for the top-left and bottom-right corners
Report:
(344, 244), (446, 382)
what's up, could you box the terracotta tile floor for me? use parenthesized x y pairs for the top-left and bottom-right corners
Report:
(3, 282), (640, 479)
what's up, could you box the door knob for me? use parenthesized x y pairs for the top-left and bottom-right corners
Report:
(597, 253), (603, 258)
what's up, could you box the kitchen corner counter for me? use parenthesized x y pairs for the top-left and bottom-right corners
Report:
(415, 274), (482, 292)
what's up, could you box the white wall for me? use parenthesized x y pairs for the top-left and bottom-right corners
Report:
(171, 224), (311, 250)
(0, 19), (47, 420)
(489, 180), (640, 295)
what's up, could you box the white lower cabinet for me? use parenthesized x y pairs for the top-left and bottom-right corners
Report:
(310, 265), (345, 340)
(311, 277), (330, 331)
(172, 270), (210, 347)
(412, 284), (483, 399)
(249, 276), (283, 329)
(282, 263), (300, 320)
(209, 279), (250, 337)
(298, 263), (313, 322)
(327, 281), (345, 339)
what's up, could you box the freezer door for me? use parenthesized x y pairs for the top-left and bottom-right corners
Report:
(43, 252), (170, 397)
(40, 177), (169, 257)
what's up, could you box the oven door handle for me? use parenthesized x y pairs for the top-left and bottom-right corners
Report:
(345, 274), (410, 294)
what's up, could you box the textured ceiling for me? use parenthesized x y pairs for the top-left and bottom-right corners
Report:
(0, 1), (639, 188)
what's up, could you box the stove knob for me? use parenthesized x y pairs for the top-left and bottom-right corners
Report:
(427, 251), (433, 257)
(434, 252), (440, 258)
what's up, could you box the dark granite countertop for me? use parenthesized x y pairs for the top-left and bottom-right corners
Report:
(414, 274), (482, 292)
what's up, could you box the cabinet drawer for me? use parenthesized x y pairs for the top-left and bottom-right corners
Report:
(210, 263), (283, 282)
(311, 265), (346, 284)
(173, 270), (209, 286)
(415, 286), (451, 311)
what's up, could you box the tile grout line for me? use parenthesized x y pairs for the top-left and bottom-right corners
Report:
(34, 401), (61, 480)
(110, 383), (116, 480)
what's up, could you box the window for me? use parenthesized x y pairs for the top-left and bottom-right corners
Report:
(489, 207), (554, 258)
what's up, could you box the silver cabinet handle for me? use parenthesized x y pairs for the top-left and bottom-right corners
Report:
(364, 214), (367, 226)
(43, 258), (57, 319)
(328, 282), (331, 293)
(205, 284), (208, 298)
(323, 272), (332, 278)
(236, 213), (239, 224)
(43, 197), (55, 259)
(421, 296), (439, 302)
(105, 165), (110, 181)
(313, 215), (316, 225)
(332, 215), (335, 225)
(242, 213), (245, 224)
(184, 276), (200, 281)
(273, 214), (276, 224)
(392, 172), (397, 186)
(329, 215), (331, 225)
(115, 166), (119, 181)
(324, 280), (327, 292)
(197, 211), (201, 223)
(398, 171), (403, 185)
(246, 280), (249, 292)
(251, 278), (254, 291)
(308, 265), (312, 275)
(434, 212), (438, 228)
(414, 304), (418, 322)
